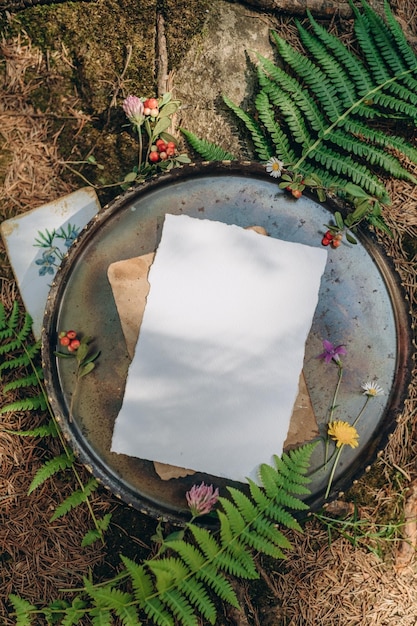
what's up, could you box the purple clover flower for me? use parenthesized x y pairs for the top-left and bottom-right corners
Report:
(122, 95), (145, 127)
(317, 339), (347, 364)
(186, 482), (219, 517)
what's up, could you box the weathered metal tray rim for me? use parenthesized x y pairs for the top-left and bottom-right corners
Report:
(41, 161), (414, 523)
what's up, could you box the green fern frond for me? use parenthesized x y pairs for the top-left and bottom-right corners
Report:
(383, 0), (417, 71)
(260, 87), (315, 147)
(9, 594), (37, 626)
(11, 443), (317, 625)
(0, 300), (19, 332)
(257, 59), (327, 133)
(160, 589), (197, 626)
(0, 393), (47, 414)
(177, 577), (217, 625)
(50, 477), (98, 521)
(371, 90), (417, 121)
(11, 419), (58, 438)
(0, 342), (41, 374)
(220, 2), (417, 210)
(304, 10), (374, 98)
(142, 597), (174, 626)
(3, 369), (43, 393)
(90, 606), (112, 625)
(359, 0), (417, 97)
(120, 555), (154, 601)
(296, 20), (366, 113)
(270, 32), (343, 123)
(310, 145), (389, 200)
(328, 129), (417, 183)
(342, 118), (417, 163)
(82, 513), (112, 548)
(254, 90), (297, 163)
(60, 598), (87, 626)
(28, 452), (75, 494)
(179, 128), (235, 160)
(222, 94), (274, 161)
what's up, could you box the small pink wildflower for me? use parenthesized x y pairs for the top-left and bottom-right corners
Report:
(122, 95), (145, 127)
(317, 339), (347, 364)
(186, 482), (219, 517)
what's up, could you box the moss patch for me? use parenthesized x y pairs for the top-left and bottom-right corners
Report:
(1, 0), (211, 202)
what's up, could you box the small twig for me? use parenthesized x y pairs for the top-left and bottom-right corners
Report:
(108, 44), (133, 114)
(156, 12), (169, 97)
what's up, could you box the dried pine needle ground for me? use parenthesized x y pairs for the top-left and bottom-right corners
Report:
(1, 8), (417, 624)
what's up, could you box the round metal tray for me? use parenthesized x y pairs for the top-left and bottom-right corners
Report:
(42, 162), (413, 522)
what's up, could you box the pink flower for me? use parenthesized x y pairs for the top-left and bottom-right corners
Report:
(186, 482), (219, 517)
(122, 95), (145, 127)
(317, 339), (347, 364)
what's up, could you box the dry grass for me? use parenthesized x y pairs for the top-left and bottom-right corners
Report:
(1, 7), (417, 624)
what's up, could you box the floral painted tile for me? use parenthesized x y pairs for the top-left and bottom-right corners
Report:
(1, 187), (100, 339)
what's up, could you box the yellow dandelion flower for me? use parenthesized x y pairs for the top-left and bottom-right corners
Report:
(328, 421), (359, 448)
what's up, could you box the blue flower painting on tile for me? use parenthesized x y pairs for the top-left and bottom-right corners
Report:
(34, 223), (80, 277)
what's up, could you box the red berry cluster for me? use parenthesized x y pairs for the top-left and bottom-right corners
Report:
(59, 330), (80, 352)
(321, 230), (342, 248)
(285, 185), (303, 199)
(149, 138), (177, 163)
(143, 97), (159, 118)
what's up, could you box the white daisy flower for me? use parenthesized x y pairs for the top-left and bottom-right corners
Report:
(362, 381), (384, 397)
(266, 157), (284, 179)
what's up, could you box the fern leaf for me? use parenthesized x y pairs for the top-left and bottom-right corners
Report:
(310, 145), (389, 199)
(82, 514), (112, 547)
(195, 564), (239, 607)
(328, 129), (417, 183)
(180, 128), (235, 160)
(12, 419), (58, 438)
(0, 393), (47, 414)
(372, 90), (417, 121)
(0, 302), (6, 331)
(114, 603), (141, 626)
(178, 577), (217, 625)
(216, 514), (258, 578)
(259, 87), (315, 147)
(90, 607), (112, 626)
(343, 118), (417, 163)
(264, 500), (304, 531)
(148, 557), (189, 593)
(165, 540), (206, 572)
(0, 342), (41, 373)
(61, 598), (88, 626)
(359, 0), (417, 97)
(222, 94), (273, 161)
(226, 486), (259, 524)
(254, 90), (297, 163)
(2, 369), (43, 393)
(189, 525), (221, 561)
(270, 31), (342, 123)
(354, 4), (417, 111)
(240, 527), (286, 559)
(0, 308), (34, 354)
(160, 589), (198, 626)
(353, 5), (392, 85)
(257, 58), (328, 132)
(50, 477), (98, 521)
(2, 300), (20, 331)
(296, 20), (361, 112)
(218, 497), (247, 535)
(383, 0), (417, 71)
(142, 597), (175, 626)
(252, 515), (293, 550)
(304, 10), (374, 100)
(8, 594), (36, 626)
(28, 452), (75, 494)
